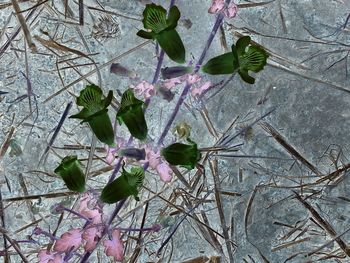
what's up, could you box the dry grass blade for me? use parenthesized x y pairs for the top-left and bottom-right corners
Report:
(0, 189), (10, 262)
(0, 228), (29, 263)
(307, 226), (350, 257)
(244, 185), (270, 263)
(294, 192), (350, 258)
(0, 126), (15, 160)
(271, 237), (310, 252)
(79, 0), (84, 25)
(3, 191), (78, 202)
(34, 35), (90, 58)
(11, 0), (36, 52)
(237, 0), (275, 9)
(200, 210), (224, 254)
(17, 173), (36, 221)
(260, 122), (321, 176)
(209, 159), (234, 262)
(181, 256), (210, 263)
(43, 40), (151, 103)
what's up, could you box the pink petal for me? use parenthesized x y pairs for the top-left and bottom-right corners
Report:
(162, 77), (183, 90)
(185, 74), (201, 85)
(103, 229), (124, 262)
(38, 250), (63, 263)
(224, 3), (238, 18)
(156, 162), (173, 182)
(78, 194), (103, 224)
(208, 0), (225, 14)
(82, 227), (102, 252)
(105, 145), (116, 165)
(144, 146), (161, 169)
(133, 81), (156, 99)
(191, 81), (212, 97)
(53, 229), (82, 252)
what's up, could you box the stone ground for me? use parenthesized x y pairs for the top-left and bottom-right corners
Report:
(1, 0), (350, 262)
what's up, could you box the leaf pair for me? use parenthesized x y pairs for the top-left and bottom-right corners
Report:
(100, 166), (145, 204)
(137, 3), (185, 64)
(202, 36), (268, 84)
(70, 85), (115, 146)
(161, 139), (201, 170)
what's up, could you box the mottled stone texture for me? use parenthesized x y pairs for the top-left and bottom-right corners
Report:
(1, 0), (350, 262)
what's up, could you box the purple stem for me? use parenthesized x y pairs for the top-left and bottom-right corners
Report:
(33, 227), (58, 241)
(39, 102), (72, 165)
(56, 204), (91, 223)
(107, 2), (170, 184)
(157, 13), (225, 146)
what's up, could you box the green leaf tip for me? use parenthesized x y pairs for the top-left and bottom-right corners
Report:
(142, 3), (168, 33)
(54, 155), (86, 193)
(161, 139), (201, 170)
(116, 89), (148, 141)
(202, 36), (269, 84)
(100, 166), (145, 204)
(70, 85), (115, 146)
(156, 29), (185, 64)
(138, 3), (185, 64)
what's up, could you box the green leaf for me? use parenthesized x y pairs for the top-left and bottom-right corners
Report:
(137, 3), (186, 63)
(235, 36), (251, 55)
(238, 45), (268, 73)
(54, 156), (85, 193)
(76, 84), (103, 113)
(136, 30), (155, 40)
(116, 89), (148, 140)
(142, 3), (168, 33)
(238, 69), (255, 84)
(202, 52), (237, 75)
(70, 85), (115, 146)
(166, 6), (181, 29)
(100, 166), (145, 204)
(202, 36), (268, 84)
(156, 29), (185, 64)
(86, 109), (115, 146)
(161, 139), (201, 169)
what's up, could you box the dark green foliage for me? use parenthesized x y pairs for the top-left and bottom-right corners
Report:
(100, 166), (145, 204)
(70, 85), (114, 146)
(161, 139), (201, 170)
(54, 156), (86, 193)
(137, 3), (185, 63)
(202, 36), (268, 84)
(116, 89), (148, 141)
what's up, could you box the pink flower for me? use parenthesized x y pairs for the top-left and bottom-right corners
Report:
(185, 74), (201, 85)
(162, 76), (183, 90)
(141, 145), (173, 182)
(144, 146), (161, 169)
(208, 0), (238, 18)
(208, 0), (225, 13)
(105, 146), (117, 165)
(156, 162), (173, 182)
(38, 250), (63, 263)
(132, 81), (156, 99)
(103, 229), (124, 262)
(82, 226), (102, 252)
(53, 229), (82, 252)
(191, 81), (212, 97)
(78, 194), (103, 224)
(104, 137), (126, 165)
(224, 3), (238, 18)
